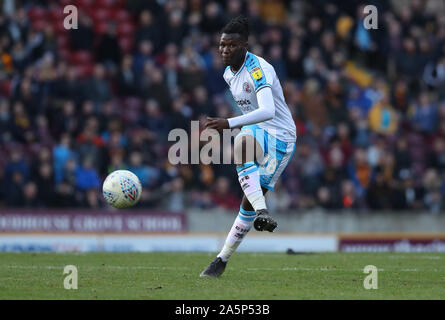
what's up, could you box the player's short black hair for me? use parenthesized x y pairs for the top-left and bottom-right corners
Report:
(221, 15), (250, 41)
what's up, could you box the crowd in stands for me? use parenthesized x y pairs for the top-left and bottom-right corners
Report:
(1, 0), (445, 213)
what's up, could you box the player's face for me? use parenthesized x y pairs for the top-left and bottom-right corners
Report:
(219, 33), (247, 67)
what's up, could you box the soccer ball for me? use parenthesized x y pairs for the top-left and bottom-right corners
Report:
(102, 170), (142, 208)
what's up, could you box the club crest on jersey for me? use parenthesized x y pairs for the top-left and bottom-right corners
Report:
(243, 82), (252, 93)
(251, 67), (263, 80)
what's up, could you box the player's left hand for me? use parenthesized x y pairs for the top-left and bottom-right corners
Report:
(205, 117), (229, 132)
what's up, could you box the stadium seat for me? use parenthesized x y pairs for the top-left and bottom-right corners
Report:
(74, 63), (94, 78)
(48, 6), (64, 21)
(31, 19), (46, 31)
(74, 0), (95, 9)
(59, 0), (74, 6)
(69, 51), (93, 65)
(90, 8), (111, 23)
(28, 7), (47, 21)
(0, 79), (11, 97)
(111, 8), (132, 22)
(117, 22), (135, 37)
(53, 21), (68, 35)
(58, 48), (70, 60)
(97, 0), (119, 8)
(115, 0), (126, 9)
(57, 34), (70, 49)
(94, 22), (109, 34)
(119, 37), (134, 53)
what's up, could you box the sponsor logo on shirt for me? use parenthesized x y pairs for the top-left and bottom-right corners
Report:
(251, 67), (263, 80)
(235, 99), (252, 112)
(236, 99), (251, 106)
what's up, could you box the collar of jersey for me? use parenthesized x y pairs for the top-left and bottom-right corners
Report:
(229, 51), (249, 77)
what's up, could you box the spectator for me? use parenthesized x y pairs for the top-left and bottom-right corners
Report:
(163, 177), (186, 212)
(116, 54), (138, 96)
(139, 99), (170, 140)
(35, 162), (55, 207)
(210, 176), (239, 210)
(135, 10), (162, 52)
(75, 157), (100, 191)
(294, 141), (324, 195)
(368, 94), (399, 135)
(5, 148), (29, 183)
(347, 148), (373, 198)
(409, 92), (438, 134)
(141, 67), (171, 112)
(70, 13), (95, 51)
(96, 22), (122, 68)
(85, 64), (112, 104)
(23, 181), (40, 207)
(1, 1), (445, 213)
(53, 133), (76, 184)
(316, 186), (342, 210)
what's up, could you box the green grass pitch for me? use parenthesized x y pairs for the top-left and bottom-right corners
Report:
(1, 252), (445, 299)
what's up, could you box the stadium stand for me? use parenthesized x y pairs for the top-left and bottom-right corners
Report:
(0, 0), (445, 213)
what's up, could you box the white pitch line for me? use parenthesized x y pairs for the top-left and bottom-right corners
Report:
(0, 265), (192, 270)
(245, 267), (445, 272)
(387, 255), (441, 260)
(2, 265), (444, 273)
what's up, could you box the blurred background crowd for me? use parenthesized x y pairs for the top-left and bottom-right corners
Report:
(0, 0), (445, 213)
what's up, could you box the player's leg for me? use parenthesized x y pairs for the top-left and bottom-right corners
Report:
(233, 132), (267, 212)
(200, 131), (264, 278)
(215, 188), (269, 261)
(234, 127), (283, 232)
(240, 187), (269, 211)
(253, 137), (296, 231)
(239, 187), (276, 231)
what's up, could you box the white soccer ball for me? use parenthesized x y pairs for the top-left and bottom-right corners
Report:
(102, 170), (142, 209)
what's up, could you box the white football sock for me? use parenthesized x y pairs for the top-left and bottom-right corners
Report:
(217, 207), (256, 262)
(237, 161), (267, 211)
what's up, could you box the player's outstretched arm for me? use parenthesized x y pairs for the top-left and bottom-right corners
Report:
(227, 86), (275, 129)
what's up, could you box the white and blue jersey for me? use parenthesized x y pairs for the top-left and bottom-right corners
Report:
(223, 51), (297, 143)
(223, 51), (297, 190)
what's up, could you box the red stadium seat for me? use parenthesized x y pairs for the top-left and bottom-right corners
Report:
(119, 37), (134, 53)
(90, 8), (111, 22)
(94, 21), (109, 34)
(74, 63), (94, 78)
(57, 34), (70, 49)
(58, 48), (70, 60)
(117, 22), (135, 37)
(111, 8), (132, 22)
(53, 20), (69, 35)
(32, 19), (46, 31)
(48, 6), (64, 21)
(28, 7), (47, 21)
(97, 0), (120, 8)
(114, 0), (126, 9)
(59, 0), (74, 6)
(69, 51), (93, 64)
(0, 79), (11, 97)
(74, 0), (95, 9)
